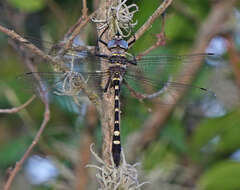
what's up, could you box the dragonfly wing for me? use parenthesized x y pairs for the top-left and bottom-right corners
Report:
(124, 53), (218, 105)
(17, 70), (109, 99)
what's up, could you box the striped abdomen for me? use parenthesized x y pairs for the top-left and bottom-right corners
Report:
(112, 76), (121, 167)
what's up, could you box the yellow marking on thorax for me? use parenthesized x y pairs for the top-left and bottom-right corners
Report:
(112, 53), (126, 57)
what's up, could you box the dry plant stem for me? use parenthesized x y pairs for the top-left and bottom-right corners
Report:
(0, 25), (59, 67)
(128, 0), (173, 45)
(137, 32), (166, 59)
(126, 0), (237, 163)
(82, 0), (88, 19)
(137, 17), (166, 59)
(3, 103), (50, 190)
(0, 95), (35, 113)
(97, 0), (114, 166)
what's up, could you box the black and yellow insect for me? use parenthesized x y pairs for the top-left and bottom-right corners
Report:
(97, 27), (136, 167)
(21, 26), (217, 168)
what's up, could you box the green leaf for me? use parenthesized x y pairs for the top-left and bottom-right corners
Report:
(7, 0), (46, 13)
(198, 161), (240, 190)
(0, 136), (31, 167)
(165, 14), (196, 42)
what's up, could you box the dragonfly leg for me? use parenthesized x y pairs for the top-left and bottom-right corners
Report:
(128, 34), (136, 47)
(98, 25), (109, 47)
(95, 53), (109, 59)
(104, 75), (112, 92)
(128, 55), (137, 65)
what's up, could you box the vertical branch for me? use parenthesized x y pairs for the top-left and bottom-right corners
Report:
(97, 0), (114, 166)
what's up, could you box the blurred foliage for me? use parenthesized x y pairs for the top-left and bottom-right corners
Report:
(0, 136), (31, 168)
(0, 0), (240, 190)
(190, 109), (240, 162)
(7, 0), (46, 13)
(198, 161), (240, 190)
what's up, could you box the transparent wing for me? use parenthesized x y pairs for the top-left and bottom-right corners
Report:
(18, 34), (111, 97)
(123, 53), (219, 105)
(17, 70), (110, 98)
(23, 35), (96, 62)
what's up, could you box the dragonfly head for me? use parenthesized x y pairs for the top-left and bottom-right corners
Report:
(114, 32), (122, 40)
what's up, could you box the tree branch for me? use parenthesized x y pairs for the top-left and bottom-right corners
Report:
(0, 24), (62, 68)
(0, 95), (35, 114)
(64, 11), (97, 50)
(129, 0), (173, 45)
(97, 0), (114, 166)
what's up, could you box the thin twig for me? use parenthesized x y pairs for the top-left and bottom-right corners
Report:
(0, 95), (36, 113)
(128, 0), (173, 45)
(0, 24), (61, 67)
(3, 102), (50, 190)
(82, 0), (88, 19)
(137, 15), (166, 59)
(2, 36), (51, 190)
(65, 11), (97, 49)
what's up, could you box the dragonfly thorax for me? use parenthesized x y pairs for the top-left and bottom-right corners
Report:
(109, 53), (127, 65)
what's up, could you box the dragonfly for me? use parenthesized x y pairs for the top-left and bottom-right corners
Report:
(18, 26), (219, 167)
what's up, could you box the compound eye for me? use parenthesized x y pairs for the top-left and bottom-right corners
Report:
(119, 40), (128, 49)
(107, 40), (117, 49)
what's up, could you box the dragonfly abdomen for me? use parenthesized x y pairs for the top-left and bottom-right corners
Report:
(112, 76), (121, 167)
